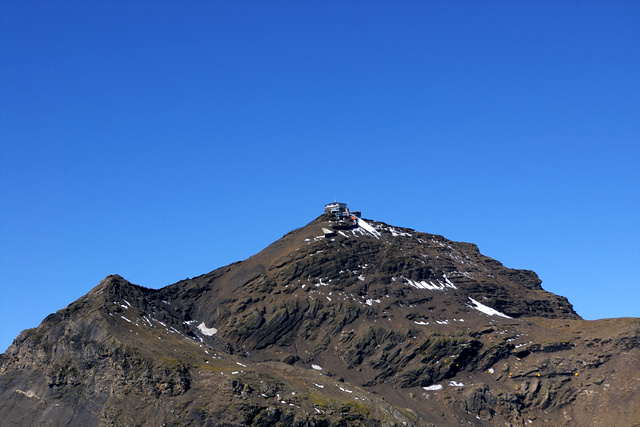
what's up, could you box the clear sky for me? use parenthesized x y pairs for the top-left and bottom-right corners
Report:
(1, 1), (639, 352)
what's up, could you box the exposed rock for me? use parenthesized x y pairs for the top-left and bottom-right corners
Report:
(1, 213), (638, 427)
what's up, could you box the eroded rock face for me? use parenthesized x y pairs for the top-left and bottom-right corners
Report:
(1, 215), (638, 427)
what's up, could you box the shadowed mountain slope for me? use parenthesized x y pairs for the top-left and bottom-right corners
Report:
(1, 213), (638, 427)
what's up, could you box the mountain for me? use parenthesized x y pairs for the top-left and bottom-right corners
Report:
(1, 207), (639, 427)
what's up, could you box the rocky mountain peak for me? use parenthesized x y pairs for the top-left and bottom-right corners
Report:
(85, 274), (138, 301)
(1, 208), (637, 427)
(240, 212), (578, 320)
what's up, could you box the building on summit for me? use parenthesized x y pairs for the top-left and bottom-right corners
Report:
(324, 202), (361, 220)
(324, 202), (361, 232)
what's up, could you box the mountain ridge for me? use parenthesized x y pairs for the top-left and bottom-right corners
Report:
(1, 212), (638, 426)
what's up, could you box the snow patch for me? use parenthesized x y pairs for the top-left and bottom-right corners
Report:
(449, 381), (464, 387)
(423, 384), (442, 391)
(468, 298), (512, 318)
(356, 218), (381, 239)
(197, 322), (218, 336)
(405, 277), (456, 291)
(442, 276), (458, 289)
(311, 364), (323, 371)
(388, 227), (412, 237)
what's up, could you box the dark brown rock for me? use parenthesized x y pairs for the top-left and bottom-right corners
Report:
(1, 214), (637, 427)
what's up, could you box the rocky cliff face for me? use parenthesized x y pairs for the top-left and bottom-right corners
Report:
(1, 214), (638, 427)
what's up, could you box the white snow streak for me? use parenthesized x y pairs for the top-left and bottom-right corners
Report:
(468, 298), (512, 318)
(405, 278), (457, 291)
(356, 218), (381, 238)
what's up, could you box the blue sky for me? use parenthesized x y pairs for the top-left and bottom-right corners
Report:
(1, 1), (638, 352)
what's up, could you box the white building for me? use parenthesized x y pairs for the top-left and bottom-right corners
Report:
(324, 202), (361, 219)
